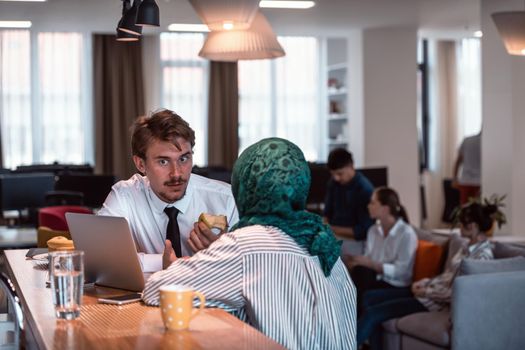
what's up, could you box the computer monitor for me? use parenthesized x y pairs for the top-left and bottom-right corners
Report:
(358, 167), (388, 188)
(14, 163), (94, 175)
(0, 173), (56, 221)
(192, 166), (232, 184)
(307, 163), (332, 206)
(55, 174), (117, 208)
(306, 163), (388, 207)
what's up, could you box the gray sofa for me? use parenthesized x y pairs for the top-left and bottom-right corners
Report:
(381, 231), (525, 350)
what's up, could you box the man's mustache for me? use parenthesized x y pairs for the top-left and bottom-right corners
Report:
(164, 177), (186, 186)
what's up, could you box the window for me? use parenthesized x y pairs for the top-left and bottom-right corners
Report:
(0, 30), (32, 167)
(38, 32), (85, 164)
(238, 36), (320, 160)
(160, 33), (208, 166)
(0, 30), (89, 169)
(417, 39), (429, 171)
(456, 38), (481, 142)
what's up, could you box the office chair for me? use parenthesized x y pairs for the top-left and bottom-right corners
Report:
(44, 191), (84, 206)
(38, 206), (92, 232)
(36, 226), (71, 248)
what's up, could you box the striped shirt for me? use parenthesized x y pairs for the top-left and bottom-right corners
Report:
(416, 239), (493, 311)
(143, 225), (357, 350)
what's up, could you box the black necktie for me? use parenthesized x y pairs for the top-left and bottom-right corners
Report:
(164, 207), (182, 257)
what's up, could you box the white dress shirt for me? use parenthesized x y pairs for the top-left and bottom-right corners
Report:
(364, 218), (418, 287)
(98, 173), (239, 272)
(143, 225), (357, 350)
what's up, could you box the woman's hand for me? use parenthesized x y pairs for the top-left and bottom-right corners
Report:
(343, 255), (382, 273)
(411, 278), (430, 297)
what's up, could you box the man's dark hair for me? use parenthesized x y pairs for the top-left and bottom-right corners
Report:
(131, 109), (195, 159)
(327, 148), (354, 170)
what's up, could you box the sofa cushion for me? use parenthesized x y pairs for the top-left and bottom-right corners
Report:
(401, 336), (448, 350)
(413, 240), (445, 281)
(382, 319), (400, 333)
(397, 311), (451, 347)
(492, 241), (525, 258)
(459, 256), (525, 275)
(413, 227), (449, 247)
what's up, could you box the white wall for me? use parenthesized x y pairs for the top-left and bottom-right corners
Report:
(347, 31), (365, 167)
(481, 0), (525, 236)
(362, 27), (421, 225)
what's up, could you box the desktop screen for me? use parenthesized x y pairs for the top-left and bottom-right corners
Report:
(55, 174), (117, 208)
(0, 173), (56, 215)
(14, 163), (94, 174)
(307, 163), (388, 206)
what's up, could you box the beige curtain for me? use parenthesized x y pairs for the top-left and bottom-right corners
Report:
(93, 34), (145, 180)
(207, 61), (238, 169)
(436, 41), (458, 177)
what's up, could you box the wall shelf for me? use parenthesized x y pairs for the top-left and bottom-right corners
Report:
(325, 38), (348, 154)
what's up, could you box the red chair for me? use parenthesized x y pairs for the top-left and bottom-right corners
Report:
(38, 206), (92, 231)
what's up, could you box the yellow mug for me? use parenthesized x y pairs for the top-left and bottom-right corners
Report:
(159, 285), (206, 331)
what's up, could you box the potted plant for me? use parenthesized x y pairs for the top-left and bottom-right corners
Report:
(451, 194), (507, 233)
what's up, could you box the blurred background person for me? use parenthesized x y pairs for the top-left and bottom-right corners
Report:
(324, 148), (374, 248)
(343, 187), (417, 311)
(453, 131), (481, 204)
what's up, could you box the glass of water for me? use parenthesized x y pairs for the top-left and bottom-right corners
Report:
(49, 251), (84, 320)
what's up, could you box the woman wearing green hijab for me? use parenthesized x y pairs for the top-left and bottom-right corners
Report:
(144, 138), (357, 350)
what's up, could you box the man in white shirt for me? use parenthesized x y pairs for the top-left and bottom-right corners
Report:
(98, 110), (239, 272)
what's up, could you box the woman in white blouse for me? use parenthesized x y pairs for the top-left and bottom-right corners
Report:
(344, 187), (418, 305)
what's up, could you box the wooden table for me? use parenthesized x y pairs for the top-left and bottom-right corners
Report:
(2, 250), (284, 349)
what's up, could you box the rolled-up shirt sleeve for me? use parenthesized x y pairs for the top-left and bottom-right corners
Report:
(138, 253), (162, 273)
(142, 232), (245, 312)
(382, 232), (418, 283)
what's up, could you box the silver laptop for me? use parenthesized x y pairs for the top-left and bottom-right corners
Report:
(65, 213), (145, 292)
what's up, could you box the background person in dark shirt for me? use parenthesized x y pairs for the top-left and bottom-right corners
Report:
(323, 148), (374, 241)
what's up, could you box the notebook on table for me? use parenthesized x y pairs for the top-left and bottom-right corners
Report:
(65, 213), (146, 292)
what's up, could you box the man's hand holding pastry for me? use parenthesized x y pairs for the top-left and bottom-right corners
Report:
(187, 213), (228, 253)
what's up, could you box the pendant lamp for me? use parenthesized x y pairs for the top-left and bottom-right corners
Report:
(118, 0), (142, 36)
(492, 11), (525, 56)
(136, 0), (160, 27)
(198, 11), (285, 61)
(188, 0), (260, 31)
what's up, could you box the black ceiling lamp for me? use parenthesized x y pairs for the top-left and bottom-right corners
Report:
(118, 0), (143, 36)
(136, 0), (160, 27)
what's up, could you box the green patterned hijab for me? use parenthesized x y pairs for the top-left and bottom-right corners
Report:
(231, 138), (341, 276)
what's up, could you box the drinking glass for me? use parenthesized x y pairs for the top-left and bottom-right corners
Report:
(49, 251), (84, 320)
